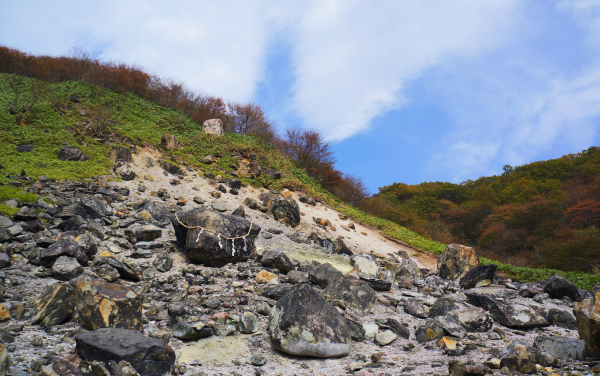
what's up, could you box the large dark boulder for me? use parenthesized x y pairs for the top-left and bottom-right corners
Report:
(142, 201), (172, 227)
(268, 284), (351, 357)
(125, 224), (162, 243)
(159, 160), (182, 175)
(544, 274), (582, 302)
(58, 146), (90, 161)
(75, 328), (175, 376)
(308, 263), (343, 289)
(437, 244), (479, 280)
(271, 198), (300, 228)
(459, 264), (497, 289)
(171, 208), (261, 266)
(51, 256), (84, 280)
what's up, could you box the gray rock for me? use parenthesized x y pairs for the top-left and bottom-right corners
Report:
(286, 270), (309, 284)
(31, 283), (77, 327)
(231, 205), (245, 218)
(110, 146), (133, 162)
(308, 263), (343, 289)
(81, 196), (111, 219)
(58, 146), (90, 161)
(243, 198), (258, 210)
(171, 321), (213, 340)
(268, 284), (351, 357)
(260, 250), (293, 274)
(39, 238), (88, 268)
(375, 330), (397, 346)
(51, 256), (84, 280)
(499, 340), (556, 373)
(533, 336), (585, 360)
(544, 274), (582, 302)
(395, 258), (422, 282)
(153, 252), (172, 272)
(238, 312), (259, 334)
(75, 328), (176, 376)
(114, 162), (136, 181)
(124, 224), (162, 244)
(434, 315), (467, 338)
(415, 319), (445, 343)
(403, 299), (428, 319)
(0, 254), (10, 269)
(13, 206), (38, 221)
(0, 216), (13, 229)
(387, 318), (410, 339)
(351, 253), (379, 278)
(271, 198), (300, 228)
(202, 119), (224, 136)
(211, 201), (227, 212)
(448, 307), (493, 332)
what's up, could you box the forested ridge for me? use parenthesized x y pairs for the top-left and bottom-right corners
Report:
(361, 148), (600, 273)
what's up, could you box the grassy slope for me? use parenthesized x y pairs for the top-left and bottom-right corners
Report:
(1, 74), (599, 290)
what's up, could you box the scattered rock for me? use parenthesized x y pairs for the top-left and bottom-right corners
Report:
(544, 274), (582, 302)
(58, 146), (90, 161)
(31, 283), (77, 327)
(271, 198), (300, 228)
(459, 264), (496, 289)
(574, 291), (600, 357)
(160, 134), (178, 151)
(202, 119), (224, 136)
(533, 336), (585, 360)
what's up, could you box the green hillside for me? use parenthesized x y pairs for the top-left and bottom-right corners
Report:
(1, 73), (599, 289)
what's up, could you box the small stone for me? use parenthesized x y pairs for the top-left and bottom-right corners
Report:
(375, 330), (397, 346)
(251, 354), (266, 366)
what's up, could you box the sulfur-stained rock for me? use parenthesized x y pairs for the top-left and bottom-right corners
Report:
(160, 134), (178, 151)
(171, 208), (261, 266)
(438, 244), (479, 280)
(268, 284), (351, 357)
(75, 328), (175, 376)
(76, 277), (143, 331)
(31, 283), (77, 327)
(415, 319), (445, 343)
(0, 305), (10, 322)
(574, 292), (600, 357)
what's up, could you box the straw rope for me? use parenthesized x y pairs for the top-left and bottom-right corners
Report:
(174, 213), (254, 240)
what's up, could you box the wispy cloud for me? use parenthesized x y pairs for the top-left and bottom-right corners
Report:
(289, 0), (519, 141)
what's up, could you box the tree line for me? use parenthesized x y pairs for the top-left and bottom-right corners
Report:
(0, 46), (368, 206)
(360, 148), (600, 273)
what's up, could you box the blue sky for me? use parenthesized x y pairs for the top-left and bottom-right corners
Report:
(2, 1), (600, 193)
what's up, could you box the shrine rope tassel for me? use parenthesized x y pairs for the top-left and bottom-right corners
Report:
(174, 213), (254, 240)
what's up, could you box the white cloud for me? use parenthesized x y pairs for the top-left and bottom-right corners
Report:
(0, 0), (290, 103)
(289, 0), (519, 141)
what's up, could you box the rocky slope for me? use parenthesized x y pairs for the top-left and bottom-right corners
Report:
(0, 142), (597, 376)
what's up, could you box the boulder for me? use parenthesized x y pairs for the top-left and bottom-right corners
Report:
(448, 360), (493, 376)
(75, 277), (143, 331)
(81, 196), (111, 219)
(171, 321), (213, 340)
(429, 297), (465, 318)
(31, 283), (77, 327)
(51, 256), (84, 280)
(459, 264), (497, 289)
(308, 263), (343, 289)
(39, 238), (88, 268)
(75, 328), (176, 376)
(271, 198), (300, 228)
(395, 258), (422, 282)
(171, 208), (261, 266)
(160, 134), (177, 151)
(268, 284), (351, 357)
(434, 315), (467, 339)
(153, 251), (173, 272)
(467, 293), (549, 328)
(17, 144), (34, 152)
(109, 146), (133, 163)
(351, 253), (379, 278)
(114, 161), (136, 181)
(404, 299), (428, 319)
(499, 340), (556, 373)
(92, 251), (141, 281)
(60, 204), (88, 219)
(260, 250), (294, 274)
(415, 319), (445, 343)
(544, 307), (577, 329)
(142, 201), (172, 227)
(438, 244), (479, 280)
(574, 292), (600, 357)
(159, 160), (182, 175)
(533, 336), (585, 360)
(448, 307), (493, 332)
(544, 274), (582, 302)
(13, 206), (38, 221)
(58, 146), (90, 161)
(125, 224), (162, 244)
(332, 237), (352, 255)
(202, 119), (224, 136)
